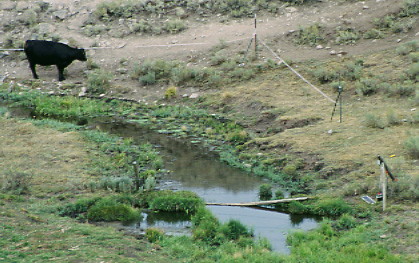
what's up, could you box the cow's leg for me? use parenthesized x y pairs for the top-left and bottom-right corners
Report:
(29, 62), (39, 79)
(56, 65), (66, 81)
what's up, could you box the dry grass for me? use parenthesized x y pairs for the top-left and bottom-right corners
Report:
(0, 118), (93, 194)
(213, 49), (418, 194)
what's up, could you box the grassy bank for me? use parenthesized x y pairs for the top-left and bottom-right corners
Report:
(0, 97), (415, 262)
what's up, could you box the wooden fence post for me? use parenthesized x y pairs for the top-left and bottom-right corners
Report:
(380, 160), (386, 211)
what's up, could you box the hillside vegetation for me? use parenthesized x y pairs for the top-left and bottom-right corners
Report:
(0, 0), (418, 262)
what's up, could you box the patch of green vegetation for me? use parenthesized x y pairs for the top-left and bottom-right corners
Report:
(145, 190), (204, 214)
(404, 136), (419, 159)
(335, 27), (360, 45)
(287, 221), (403, 263)
(259, 183), (273, 200)
(294, 23), (325, 47)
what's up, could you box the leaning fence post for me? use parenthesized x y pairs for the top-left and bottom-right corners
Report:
(133, 161), (139, 191)
(254, 14), (257, 59)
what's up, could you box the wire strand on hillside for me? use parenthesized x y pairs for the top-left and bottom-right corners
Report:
(259, 39), (335, 104)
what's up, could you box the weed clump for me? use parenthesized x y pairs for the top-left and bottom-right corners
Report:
(404, 136), (419, 159)
(0, 169), (33, 195)
(147, 190), (204, 214)
(259, 184), (273, 200)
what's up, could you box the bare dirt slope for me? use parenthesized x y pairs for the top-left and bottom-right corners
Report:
(0, 0), (417, 101)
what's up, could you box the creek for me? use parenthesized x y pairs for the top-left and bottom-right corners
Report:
(3, 105), (320, 254)
(96, 119), (321, 254)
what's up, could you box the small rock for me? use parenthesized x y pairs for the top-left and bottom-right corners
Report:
(189, 93), (199, 99)
(285, 7), (297, 13)
(411, 108), (416, 111)
(380, 235), (387, 239)
(3, 1), (17, 10)
(330, 50), (336, 55)
(316, 45), (323, 50)
(397, 39), (402, 43)
(53, 10), (68, 20)
(244, 164), (252, 168)
(328, 129), (333, 135)
(182, 94), (189, 98)
(363, 5), (369, 9)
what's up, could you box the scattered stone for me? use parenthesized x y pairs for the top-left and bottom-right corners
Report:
(244, 164), (252, 168)
(328, 129), (333, 135)
(316, 45), (323, 50)
(182, 94), (189, 98)
(411, 108), (416, 111)
(380, 235), (387, 239)
(35, 23), (56, 35)
(116, 68), (128, 74)
(397, 39), (402, 43)
(78, 87), (87, 97)
(0, 51), (10, 59)
(285, 7), (297, 13)
(189, 93), (199, 99)
(48, 91), (55, 95)
(3, 1), (17, 11)
(363, 5), (369, 9)
(330, 50), (336, 55)
(53, 10), (68, 20)
(402, 119), (408, 122)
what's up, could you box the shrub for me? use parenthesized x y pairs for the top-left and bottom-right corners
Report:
(191, 207), (220, 243)
(221, 219), (252, 240)
(363, 29), (384, 39)
(163, 19), (187, 34)
(407, 62), (419, 81)
(364, 113), (386, 129)
(58, 197), (102, 218)
(330, 81), (345, 92)
(283, 164), (298, 179)
(335, 27), (360, 45)
(314, 198), (352, 216)
(400, 0), (419, 17)
(100, 176), (135, 193)
(384, 81), (417, 97)
(343, 62), (363, 81)
(396, 40), (418, 55)
(410, 52), (419, 63)
(313, 68), (337, 84)
(145, 228), (164, 243)
(1, 169), (33, 195)
(288, 201), (310, 214)
(226, 130), (248, 143)
(87, 197), (141, 222)
(164, 86), (177, 99)
(356, 77), (379, 96)
(386, 109), (401, 126)
(148, 190), (204, 214)
(294, 22), (325, 46)
(404, 136), (419, 159)
(87, 69), (113, 94)
(259, 184), (272, 200)
(336, 214), (358, 230)
(275, 189), (284, 199)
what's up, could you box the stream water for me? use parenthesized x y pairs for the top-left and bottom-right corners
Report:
(3, 104), (320, 253)
(96, 119), (321, 254)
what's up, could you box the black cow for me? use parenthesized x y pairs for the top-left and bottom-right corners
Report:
(24, 40), (87, 81)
